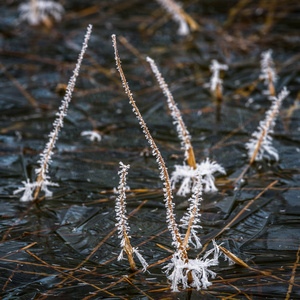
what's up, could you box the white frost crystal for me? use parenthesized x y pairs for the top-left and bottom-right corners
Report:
(171, 158), (225, 196)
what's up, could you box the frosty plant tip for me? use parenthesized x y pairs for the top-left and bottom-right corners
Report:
(260, 50), (277, 97)
(19, 0), (64, 27)
(209, 59), (228, 102)
(245, 87), (289, 163)
(113, 34), (221, 291)
(115, 162), (148, 272)
(14, 24), (92, 202)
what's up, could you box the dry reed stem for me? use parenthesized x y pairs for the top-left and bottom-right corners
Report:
(112, 34), (188, 263)
(146, 57), (196, 168)
(32, 24), (92, 201)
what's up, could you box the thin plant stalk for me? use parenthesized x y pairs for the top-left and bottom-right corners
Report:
(33, 24), (92, 200)
(146, 56), (196, 169)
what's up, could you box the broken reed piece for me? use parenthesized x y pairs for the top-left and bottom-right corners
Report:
(219, 246), (271, 276)
(115, 162), (148, 272)
(260, 50), (276, 97)
(155, 0), (200, 35)
(14, 25), (92, 202)
(209, 59), (228, 103)
(146, 56), (196, 169)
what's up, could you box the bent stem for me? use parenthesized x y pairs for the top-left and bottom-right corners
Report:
(146, 57), (196, 169)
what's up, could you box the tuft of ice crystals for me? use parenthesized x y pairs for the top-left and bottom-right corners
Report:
(14, 25), (92, 202)
(179, 174), (203, 249)
(171, 158), (225, 196)
(164, 240), (220, 292)
(19, 0), (64, 25)
(146, 56), (192, 160)
(209, 60), (228, 93)
(81, 130), (102, 142)
(155, 0), (190, 35)
(245, 87), (289, 162)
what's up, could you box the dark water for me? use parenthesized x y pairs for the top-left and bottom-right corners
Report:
(0, 0), (300, 299)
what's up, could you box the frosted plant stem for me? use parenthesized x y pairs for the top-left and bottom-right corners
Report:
(33, 24), (92, 201)
(182, 175), (203, 248)
(115, 162), (136, 271)
(112, 34), (188, 263)
(146, 57), (196, 168)
(260, 50), (276, 97)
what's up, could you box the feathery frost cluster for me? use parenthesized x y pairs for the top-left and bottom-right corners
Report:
(14, 25), (92, 201)
(209, 60), (228, 93)
(171, 158), (226, 196)
(81, 130), (102, 142)
(164, 241), (220, 291)
(179, 174), (203, 249)
(155, 0), (189, 35)
(115, 162), (148, 271)
(260, 50), (277, 95)
(146, 56), (191, 160)
(245, 87), (289, 162)
(19, 0), (64, 25)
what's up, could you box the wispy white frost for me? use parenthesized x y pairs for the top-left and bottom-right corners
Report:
(164, 240), (220, 291)
(171, 158), (225, 196)
(19, 0), (64, 25)
(81, 130), (102, 142)
(155, 0), (190, 35)
(245, 87), (289, 162)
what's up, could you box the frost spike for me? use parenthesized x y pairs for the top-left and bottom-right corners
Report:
(246, 87), (289, 164)
(27, 25), (91, 201)
(147, 56), (196, 168)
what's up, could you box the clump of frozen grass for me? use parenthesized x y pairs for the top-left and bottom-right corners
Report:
(14, 25), (92, 202)
(209, 59), (228, 98)
(146, 56), (196, 167)
(245, 87), (289, 163)
(113, 34), (220, 291)
(115, 162), (148, 271)
(171, 158), (226, 196)
(260, 50), (277, 97)
(164, 240), (220, 291)
(19, 0), (64, 26)
(81, 130), (102, 142)
(155, 0), (190, 35)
